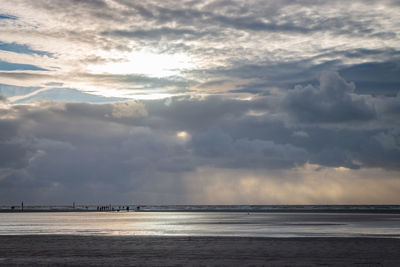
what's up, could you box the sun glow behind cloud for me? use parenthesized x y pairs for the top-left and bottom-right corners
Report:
(73, 84), (175, 100)
(87, 51), (194, 78)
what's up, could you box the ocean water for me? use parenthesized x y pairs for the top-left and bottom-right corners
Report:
(1, 211), (400, 238)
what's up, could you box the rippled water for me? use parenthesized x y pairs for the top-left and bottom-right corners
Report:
(1, 212), (400, 237)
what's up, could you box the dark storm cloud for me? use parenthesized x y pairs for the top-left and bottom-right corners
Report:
(283, 72), (376, 123)
(341, 48), (400, 59)
(211, 59), (340, 95)
(1, 73), (399, 201)
(141, 73), (398, 170)
(340, 61), (400, 96)
(191, 128), (308, 169)
(0, 100), (194, 203)
(380, 94), (400, 115)
(143, 96), (258, 132)
(0, 117), (32, 169)
(217, 57), (399, 98)
(0, 142), (31, 169)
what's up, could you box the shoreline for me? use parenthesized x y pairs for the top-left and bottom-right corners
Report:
(1, 235), (400, 266)
(2, 205), (400, 214)
(1, 209), (400, 213)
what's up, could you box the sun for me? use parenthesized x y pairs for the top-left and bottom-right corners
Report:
(88, 50), (193, 78)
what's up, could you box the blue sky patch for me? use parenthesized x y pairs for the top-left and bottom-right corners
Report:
(0, 83), (40, 98)
(0, 42), (53, 57)
(0, 14), (17, 20)
(0, 60), (48, 71)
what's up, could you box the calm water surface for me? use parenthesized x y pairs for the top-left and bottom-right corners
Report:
(1, 212), (399, 238)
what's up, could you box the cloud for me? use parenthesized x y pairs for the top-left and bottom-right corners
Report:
(12, 88), (128, 104)
(191, 128), (307, 169)
(103, 27), (206, 41)
(1, 0), (399, 100)
(108, 101), (147, 118)
(0, 95), (7, 103)
(0, 83), (399, 204)
(340, 61), (400, 96)
(0, 1), (400, 204)
(0, 101), (195, 203)
(183, 165), (400, 204)
(283, 72), (376, 123)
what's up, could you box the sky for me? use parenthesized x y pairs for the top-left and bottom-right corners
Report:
(0, 0), (399, 205)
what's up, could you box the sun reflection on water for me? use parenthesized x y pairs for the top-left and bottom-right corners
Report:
(0, 212), (400, 238)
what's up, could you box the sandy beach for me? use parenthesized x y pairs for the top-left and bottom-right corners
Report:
(1, 235), (399, 266)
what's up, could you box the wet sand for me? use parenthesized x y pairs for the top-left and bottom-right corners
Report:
(1, 235), (400, 266)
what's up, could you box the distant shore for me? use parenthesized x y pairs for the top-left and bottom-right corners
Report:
(1, 205), (400, 214)
(1, 235), (399, 266)
(2, 209), (400, 213)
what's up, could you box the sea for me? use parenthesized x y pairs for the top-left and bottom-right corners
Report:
(1, 205), (400, 238)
